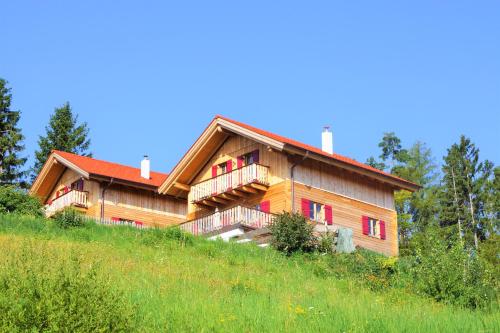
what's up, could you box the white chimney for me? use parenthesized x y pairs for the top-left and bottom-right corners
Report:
(141, 155), (150, 179)
(322, 126), (333, 154)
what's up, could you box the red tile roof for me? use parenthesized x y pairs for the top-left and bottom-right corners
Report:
(215, 115), (419, 189)
(53, 150), (168, 188)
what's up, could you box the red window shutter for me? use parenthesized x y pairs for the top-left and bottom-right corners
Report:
(362, 216), (369, 235)
(260, 200), (270, 213)
(252, 149), (260, 163)
(212, 165), (218, 177)
(226, 160), (233, 172)
(380, 220), (386, 240)
(237, 156), (244, 168)
(325, 205), (333, 225)
(301, 198), (310, 218)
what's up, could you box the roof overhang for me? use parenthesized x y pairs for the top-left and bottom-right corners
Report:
(283, 144), (420, 192)
(158, 118), (285, 197)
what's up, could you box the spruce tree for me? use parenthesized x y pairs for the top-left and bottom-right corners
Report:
(0, 78), (27, 187)
(440, 136), (493, 249)
(32, 102), (91, 180)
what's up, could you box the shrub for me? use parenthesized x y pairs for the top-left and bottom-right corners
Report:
(53, 207), (85, 229)
(408, 228), (497, 309)
(0, 242), (135, 331)
(268, 212), (315, 255)
(316, 231), (335, 254)
(0, 186), (43, 216)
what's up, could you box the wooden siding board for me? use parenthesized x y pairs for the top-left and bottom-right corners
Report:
(293, 182), (398, 256)
(294, 160), (395, 210)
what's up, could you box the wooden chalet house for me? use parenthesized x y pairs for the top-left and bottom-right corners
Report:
(30, 116), (419, 256)
(158, 116), (419, 256)
(29, 151), (186, 227)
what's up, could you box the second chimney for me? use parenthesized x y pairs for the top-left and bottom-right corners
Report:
(322, 126), (333, 154)
(141, 155), (150, 179)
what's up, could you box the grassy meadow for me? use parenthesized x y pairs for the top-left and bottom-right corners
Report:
(0, 214), (498, 332)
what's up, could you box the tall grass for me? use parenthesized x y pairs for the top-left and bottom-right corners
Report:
(0, 214), (498, 332)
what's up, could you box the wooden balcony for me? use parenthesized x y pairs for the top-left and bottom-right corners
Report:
(45, 190), (88, 217)
(191, 163), (269, 206)
(180, 205), (275, 236)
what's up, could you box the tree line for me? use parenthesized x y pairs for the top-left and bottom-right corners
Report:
(366, 132), (499, 253)
(0, 78), (91, 188)
(0, 77), (498, 253)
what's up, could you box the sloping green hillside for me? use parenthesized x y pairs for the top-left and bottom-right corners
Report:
(0, 215), (498, 332)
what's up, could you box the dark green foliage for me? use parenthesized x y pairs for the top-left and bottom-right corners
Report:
(0, 242), (135, 332)
(53, 207), (85, 229)
(365, 156), (386, 171)
(0, 186), (43, 216)
(269, 212), (315, 255)
(440, 136), (494, 249)
(378, 132), (408, 171)
(0, 79), (27, 187)
(33, 102), (91, 181)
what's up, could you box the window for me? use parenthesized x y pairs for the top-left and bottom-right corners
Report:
(368, 218), (380, 238)
(219, 162), (227, 174)
(242, 153), (255, 166)
(238, 150), (259, 168)
(362, 216), (386, 240)
(309, 201), (324, 222)
(71, 179), (84, 191)
(301, 199), (333, 225)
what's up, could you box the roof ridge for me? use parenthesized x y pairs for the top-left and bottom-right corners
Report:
(215, 115), (418, 188)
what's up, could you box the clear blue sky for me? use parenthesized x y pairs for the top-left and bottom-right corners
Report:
(2, 1), (499, 174)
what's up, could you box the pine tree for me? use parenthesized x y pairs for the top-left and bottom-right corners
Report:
(378, 132), (409, 171)
(440, 136), (493, 249)
(0, 78), (27, 187)
(32, 102), (91, 180)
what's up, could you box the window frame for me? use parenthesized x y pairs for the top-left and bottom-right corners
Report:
(309, 200), (324, 222)
(368, 218), (380, 238)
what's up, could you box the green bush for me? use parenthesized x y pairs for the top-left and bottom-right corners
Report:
(0, 186), (43, 216)
(316, 231), (335, 254)
(53, 207), (85, 229)
(408, 229), (497, 309)
(268, 212), (315, 255)
(0, 242), (135, 332)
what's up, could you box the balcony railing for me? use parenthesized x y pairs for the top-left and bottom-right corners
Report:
(180, 205), (275, 236)
(191, 163), (269, 203)
(45, 189), (88, 217)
